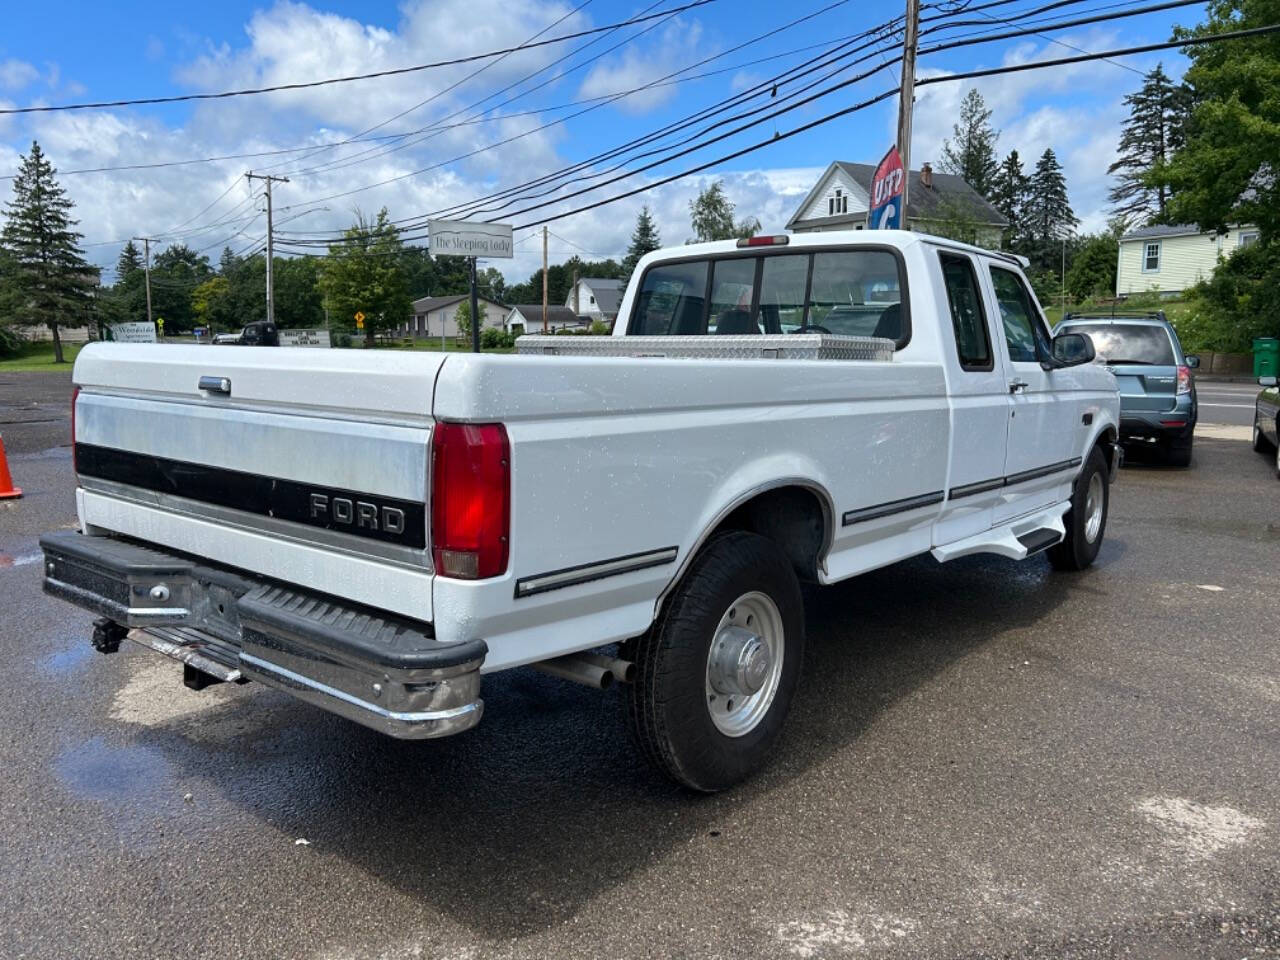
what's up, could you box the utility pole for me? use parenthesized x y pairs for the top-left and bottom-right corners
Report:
(896, 0), (920, 217)
(542, 225), (549, 333)
(132, 237), (158, 328)
(469, 257), (481, 353)
(245, 172), (290, 326)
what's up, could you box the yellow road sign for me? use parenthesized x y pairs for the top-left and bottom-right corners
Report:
(354, 311), (365, 323)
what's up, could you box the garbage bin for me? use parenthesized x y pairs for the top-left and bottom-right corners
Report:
(1254, 337), (1280, 378)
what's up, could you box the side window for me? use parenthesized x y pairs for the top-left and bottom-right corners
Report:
(631, 260), (708, 335)
(707, 258), (758, 335)
(989, 266), (1049, 363)
(758, 255), (809, 333)
(938, 252), (992, 371)
(809, 250), (906, 345)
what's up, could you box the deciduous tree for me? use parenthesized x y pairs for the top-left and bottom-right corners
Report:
(689, 180), (760, 242)
(318, 208), (410, 347)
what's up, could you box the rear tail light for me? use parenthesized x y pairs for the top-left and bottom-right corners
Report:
(70, 386), (80, 473)
(431, 422), (510, 579)
(1176, 364), (1192, 395)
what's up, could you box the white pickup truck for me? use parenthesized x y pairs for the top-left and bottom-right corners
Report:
(41, 230), (1118, 791)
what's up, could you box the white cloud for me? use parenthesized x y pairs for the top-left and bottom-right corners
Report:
(578, 20), (707, 114)
(0, 59), (40, 91)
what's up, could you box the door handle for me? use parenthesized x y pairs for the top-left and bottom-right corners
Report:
(1008, 378), (1029, 394)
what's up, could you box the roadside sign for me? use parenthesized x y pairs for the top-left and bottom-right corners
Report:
(279, 329), (331, 348)
(428, 219), (514, 259)
(156, 317), (165, 337)
(869, 146), (905, 230)
(355, 312), (365, 330)
(109, 322), (157, 343)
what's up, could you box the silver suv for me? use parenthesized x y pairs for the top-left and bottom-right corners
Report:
(1056, 313), (1199, 467)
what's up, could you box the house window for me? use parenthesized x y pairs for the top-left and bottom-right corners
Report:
(827, 188), (847, 216)
(1142, 242), (1161, 272)
(1240, 231), (1259, 248)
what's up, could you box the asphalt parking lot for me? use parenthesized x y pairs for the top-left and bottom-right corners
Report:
(1, 370), (1277, 960)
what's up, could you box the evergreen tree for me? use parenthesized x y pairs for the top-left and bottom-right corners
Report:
(621, 205), (662, 277)
(116, 240), (143, 280)
(689, 180), (760, 242)
(940, 89), (1000, 195)
(1024, 148), (1079, 268)
(1107, 64), (1192, 228)
(990, 150), (1031, 249)
(0, 141), (95, 362)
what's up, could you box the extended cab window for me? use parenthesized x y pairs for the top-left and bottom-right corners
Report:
(939, 252), (991, 370)
(809, 251), (904, 343)
(989, 267), (1049, 363)
(708, 258), (759, 334)
(632, 260), (709, 335)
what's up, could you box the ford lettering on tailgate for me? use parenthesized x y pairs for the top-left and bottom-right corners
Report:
(74, 443), (425, 549)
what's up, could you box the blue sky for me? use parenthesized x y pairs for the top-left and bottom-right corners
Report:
(0, 0), (1206, 282)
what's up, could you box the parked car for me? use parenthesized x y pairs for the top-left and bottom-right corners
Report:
(1056, 312), (1199, 466)
(41, 231), (1119, 792)
(1251, 374), (1280, 478)
(212, 321), (279, 346)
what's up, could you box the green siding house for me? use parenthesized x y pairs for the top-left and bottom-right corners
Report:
(1116, 223), (1259, 297)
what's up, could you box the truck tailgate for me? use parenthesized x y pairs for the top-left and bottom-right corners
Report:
(71, 344), (445, 621)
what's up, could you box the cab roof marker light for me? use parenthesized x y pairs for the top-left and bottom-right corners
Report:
(736, 235), (790, 248)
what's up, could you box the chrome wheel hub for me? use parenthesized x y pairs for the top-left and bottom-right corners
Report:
(705, 591), (784, 738)
(1084, 471), (1105, 544)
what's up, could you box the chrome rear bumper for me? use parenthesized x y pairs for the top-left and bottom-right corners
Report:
(40, 531), (485, 740)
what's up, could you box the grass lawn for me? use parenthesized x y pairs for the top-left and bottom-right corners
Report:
(0, 340), (84, 372)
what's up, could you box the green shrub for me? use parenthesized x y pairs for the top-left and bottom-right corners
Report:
(480, 327), (505, 349)
(588, 319), (611, 335)
(0, 325), (25, 358)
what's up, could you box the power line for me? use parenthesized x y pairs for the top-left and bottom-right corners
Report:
(274, 0), (715, 183)
(319, 0), (1181, 236)
(0, 1), (717, 116)
(265, 0), (602, 177)
(502, 23), (1280, 232)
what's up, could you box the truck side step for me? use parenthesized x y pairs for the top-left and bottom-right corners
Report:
(1015, 528), (1063, 556)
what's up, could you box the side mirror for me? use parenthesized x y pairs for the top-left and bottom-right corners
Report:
(1049, 332), (1095, 367)
(1260, 376), (1278, 387)
(1185, 354), (1201, 369)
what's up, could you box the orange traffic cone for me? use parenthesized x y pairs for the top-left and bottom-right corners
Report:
(0, 434), (21, 499)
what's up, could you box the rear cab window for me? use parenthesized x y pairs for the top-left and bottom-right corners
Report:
(629, 246), (910, 348)
(1058, 323), (1177, 365)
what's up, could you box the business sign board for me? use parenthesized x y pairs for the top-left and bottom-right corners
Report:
(869, 146), (905, 230)
(427, 219), (514, 259)
(279, 329), (331, 348)
(109, 322), (157, 343)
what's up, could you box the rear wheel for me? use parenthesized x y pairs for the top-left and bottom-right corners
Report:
(1165, 435), (1193, 467)
(626, 531), (805, 792)
(1253, 422), (1273, 453)
(1048, 447), (1109, 572)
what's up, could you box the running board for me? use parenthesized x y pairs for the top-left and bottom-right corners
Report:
(931, 503), (1068, 562)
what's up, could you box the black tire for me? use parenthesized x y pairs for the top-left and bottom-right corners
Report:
(626, 531), (805, 792)
(1253, 422), (1273, 453)
(1048, 446), (1109, 572)
(1165, 435), (1193, 467)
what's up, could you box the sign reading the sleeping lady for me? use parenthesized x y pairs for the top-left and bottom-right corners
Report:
(427, 220), (514, 259)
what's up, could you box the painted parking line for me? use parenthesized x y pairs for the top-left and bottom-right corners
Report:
(1199, 402), (1255, 409)
(1195, 423), (1252, 441)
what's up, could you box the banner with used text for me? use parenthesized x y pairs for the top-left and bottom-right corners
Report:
(869, 146), (905, 230)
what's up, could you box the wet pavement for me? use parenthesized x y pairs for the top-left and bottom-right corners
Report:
(0, 373), (1277, 959)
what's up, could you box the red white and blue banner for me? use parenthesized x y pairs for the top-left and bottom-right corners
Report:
(869, 146), (905, 230)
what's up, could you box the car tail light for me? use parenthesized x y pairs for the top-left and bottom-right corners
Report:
(70, 386), (80, 473)
(431, 422), (510, 579)
(1176, 364), (1192, 395)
